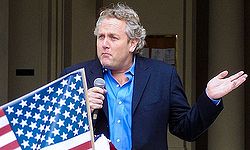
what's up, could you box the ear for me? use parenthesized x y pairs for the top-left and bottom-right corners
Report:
(129, 39), (139, 53)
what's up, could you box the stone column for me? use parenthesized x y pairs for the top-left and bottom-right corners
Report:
(208, 0), (245, 150)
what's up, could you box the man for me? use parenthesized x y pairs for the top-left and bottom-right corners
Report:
(61, 3), (247, 150)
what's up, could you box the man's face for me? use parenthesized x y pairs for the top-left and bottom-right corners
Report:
(96, 17), (137, 71)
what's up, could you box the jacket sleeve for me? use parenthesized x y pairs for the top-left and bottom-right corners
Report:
(168, 68), (223, 141)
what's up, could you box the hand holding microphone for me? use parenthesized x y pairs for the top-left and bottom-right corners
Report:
(87, 78), (106, 123)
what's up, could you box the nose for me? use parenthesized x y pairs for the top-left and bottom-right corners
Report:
(102, 37), (110, 49)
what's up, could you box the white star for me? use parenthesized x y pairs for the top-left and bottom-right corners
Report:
(24, 111), (32, 119)
(73, 94), (80, 101)
(33, 113), (41, 121)
(42, 115), (49, 122)
(33, 94), (40, 101)
(16, 128), (24, 136)
(78, 120), (83, 127)
(20, 119), (27, 127)
(70, 82), (76, 90)
(71, 115), (77, 123)
(35, 133), (41, 141)
(76, 107), (82, 114)
(57, 119), (64, 127)
(25, 131), (33, 139)
(73, 128), (79, 136)
(49, 116), (55, 124)
(58, 99), (66, 107)
(68, 102), (75, 110)
(53, 107), (60, 115)
(63, 110), (70, 119)
(82, 111), (87, 119)
(38, 104), (45, 112)
(11, 118), (18, 125)
(15, 109), (23, 117)
(6, 106), (14, 114)
(74, 74), (82, 82)
(47, 105), (53, 113)
(52, 128), (60, 136)
(42, 95), (50, 102)
(51, 97), (57, 104)
(29, 122), (37, 130)
(61, 79), (68, 87)
(77, 87), (84, 95)
(56, 88), (63, 96)
(80, 99), (86, 106)
(38, 124), (45, 132)
(83, 124), (89, 131)
(61, 132), (67, 140)
(31, 143), (37, 150)
(45, 125), (50, 132)
(64, 90), (72, 99)
(19, 100), (27, 108)
(29, 103), (36, 110)
(41, 135), (46, 142)
(21, 140), (29, 148)
(46, 137), (54, 145)
(47, 87), (54, 94)
(66, 124), (73, 132)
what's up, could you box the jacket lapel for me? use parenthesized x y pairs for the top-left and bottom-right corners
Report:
(132, 56), (151, 115)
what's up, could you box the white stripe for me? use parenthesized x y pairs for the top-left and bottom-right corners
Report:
(0, 130), (17, 147)
(14, 147), (22, 150)
(0, 115), (9, 128)
(41, 131), (92, 150)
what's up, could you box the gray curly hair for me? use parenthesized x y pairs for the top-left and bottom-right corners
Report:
(94, 3), (146, 54)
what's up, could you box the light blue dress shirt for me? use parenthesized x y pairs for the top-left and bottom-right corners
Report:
(103, 60), (135, 150)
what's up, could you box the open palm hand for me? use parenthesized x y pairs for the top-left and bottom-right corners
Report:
(206, 71), (248, 99)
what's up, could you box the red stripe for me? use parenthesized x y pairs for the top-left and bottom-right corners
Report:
(70, 141), (92, 150)
(0, 124), (12, 136)
(0, 107), (5, 117)
(0, 140), (20, 150)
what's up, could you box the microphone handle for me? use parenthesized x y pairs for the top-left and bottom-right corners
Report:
(92, 109), (99, 126)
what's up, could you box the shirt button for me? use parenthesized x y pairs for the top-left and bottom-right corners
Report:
(118, 101), (122, 105)
(116, 139), (120, 143)
(117, 120), (121, 123)
(116, 84), (119, 87)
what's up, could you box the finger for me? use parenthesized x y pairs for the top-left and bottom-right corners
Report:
(233, 74), (248, 88)
(228, 71), (244, 81)
(88, 87), (106, 94)
(89, 97), (104, 105)
(88, 92), (105, 101)
(90, 102), (103, 110)
(217, 70), (228, 79)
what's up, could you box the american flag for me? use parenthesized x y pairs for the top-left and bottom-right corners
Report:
(0, 69), (93, 150)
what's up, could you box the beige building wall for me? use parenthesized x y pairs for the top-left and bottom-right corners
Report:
(71, 0), (97, 64)
(0, 0), (9, 105)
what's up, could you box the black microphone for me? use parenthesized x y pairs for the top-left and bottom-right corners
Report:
(92, 78), (105, 126)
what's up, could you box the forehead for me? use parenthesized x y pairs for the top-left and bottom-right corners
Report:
(98, 17), (127, 34)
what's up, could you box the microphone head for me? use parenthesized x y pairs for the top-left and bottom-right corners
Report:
(94, 78), (105, 88)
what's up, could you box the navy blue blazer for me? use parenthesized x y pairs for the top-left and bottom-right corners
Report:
(61, 56), (223, 150)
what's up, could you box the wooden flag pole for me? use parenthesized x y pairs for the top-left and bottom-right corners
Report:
(81, 68), (95, 150)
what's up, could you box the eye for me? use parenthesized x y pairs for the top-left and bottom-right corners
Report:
(98, 35), (105, 40)
(111, 36), (119, 41)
